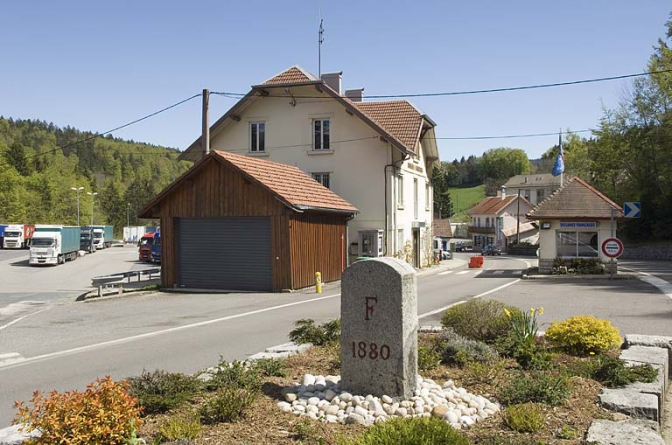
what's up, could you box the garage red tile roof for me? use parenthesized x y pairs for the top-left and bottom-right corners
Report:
(214, 151), (358, 213)
(469, 196), (520, 215)
(527, 176), (623, 219)
(353, 101), (424, 152)
(262, 66), (318, 85)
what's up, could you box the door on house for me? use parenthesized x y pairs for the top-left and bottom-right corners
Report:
(412, 228), (420, 268)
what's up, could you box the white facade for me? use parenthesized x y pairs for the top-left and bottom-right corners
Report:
(538, 220), (615, 269)
(206, 84), (438, 266)
(469, 197), (534, 249)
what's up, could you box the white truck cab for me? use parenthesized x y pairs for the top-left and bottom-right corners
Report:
(30, 230), (61, 265)
(3, 225), (24, 249)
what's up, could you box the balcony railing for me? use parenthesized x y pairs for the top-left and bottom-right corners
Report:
(468, 225), (496, 235)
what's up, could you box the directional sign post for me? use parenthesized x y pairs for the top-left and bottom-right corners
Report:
(624, 202), (641, 218)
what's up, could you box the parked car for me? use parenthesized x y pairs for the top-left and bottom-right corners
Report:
(482, 244), (502, 256)
(441, 250), (453, 260)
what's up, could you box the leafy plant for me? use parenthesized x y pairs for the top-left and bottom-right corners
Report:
(510, 340), (553, 371)
(556, 425), (578, 439)
(441, 299), (519, 343)
(158, 413), (201, 442)
(418, 345), (442, 371)
(506, 307), (543, 345)
(289, 318), (341, 346)
(499, 372), (571, 406)
(337, 417), (471, 445)
(203, 359), (261, 392)
(14, 376), (142, 445)
(293, 418), (327, 445)
(127, 370), (202, 415)
(503, 403), (545, 433)
(464, 359), (506, 384)
(255, 358), (288, 377)
(198, 385), (257, 424)
(568, 355), (658, 388)
(545, 316), (622, 355)
(434, 328), (498, 366)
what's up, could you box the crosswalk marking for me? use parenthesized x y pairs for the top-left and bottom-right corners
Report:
(513, 270), (523, 275)
(493, 270), (504, 275)
(456, 270), (470, 275)
(438, 270), (454, 276)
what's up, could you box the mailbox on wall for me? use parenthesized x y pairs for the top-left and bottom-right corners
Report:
(358, 230), (384, 257)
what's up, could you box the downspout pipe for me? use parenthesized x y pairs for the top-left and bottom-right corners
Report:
(383, 149), (410, 256)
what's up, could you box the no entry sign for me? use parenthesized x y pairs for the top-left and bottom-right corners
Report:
(601, 238), (624, 258)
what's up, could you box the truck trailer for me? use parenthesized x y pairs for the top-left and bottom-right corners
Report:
(0, 225), (6, 248)
(151, 232), (161, 263)
(2, 224), (36, 249)
(91, 225), (113, 249)
(30, 225), (82, 266)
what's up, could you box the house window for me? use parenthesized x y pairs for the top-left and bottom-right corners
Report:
(485, 217), (490, 228)
(425, 182), (430, 211)
(250, 122), (265, 152)
(312, 173), (330, 189)
(537, 189), (545, 201)
(556, 231), (599, 258)
(413, 178), (419, 219)
(524, 189), (531, 201)
(397, 175), (404, 207)
(313, 119), (330, 150)
(397, 229), (404, 253)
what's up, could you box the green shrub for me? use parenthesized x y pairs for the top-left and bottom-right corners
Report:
(476, 437), (545, 445)
(545, 316), (622, 355)
(503, 403), (545, 433)
(510, 340), (553, 371)
(499, 372), (571, 406)
(203, 359), (261, 392)
(441, 299), (519, 343)
(198, 385), (257, 424)
(289, 318), (341, 346)
(255, 358), (288, 377)
(418, 345), (442, 371)
(158, 414), (201, 442)
(127, 370), (202, 415)
(338, 417), (471, 445)
(556, 425), (578, 439)
(293, 418), (327, 444)
(568, 355), (658, 388)
(435, 328), (498, 366)
(464, 359), (506, 384)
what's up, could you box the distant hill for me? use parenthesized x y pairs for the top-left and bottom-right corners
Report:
(0, 117), (191, 232)
(448, 184), (486, 222)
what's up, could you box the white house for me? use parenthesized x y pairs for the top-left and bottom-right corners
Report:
(178, 66), (440, 267)
(468, 191), (534, 250)
(502, 174), (563, 206)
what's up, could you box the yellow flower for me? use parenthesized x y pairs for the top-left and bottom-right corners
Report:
(538, 308), (544, 315)
(504, 308), (511, 317)
(589, 352), (595, 355)
(530, 308), (536, 315)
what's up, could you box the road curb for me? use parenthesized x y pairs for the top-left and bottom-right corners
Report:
(417, 259), (468, 277)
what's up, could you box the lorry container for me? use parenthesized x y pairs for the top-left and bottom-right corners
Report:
(91, 225), (114, 249)
(30, 225), (82, 266)
(0, 225), (6, 248)
(123, 226), (158, 244)
(139, 232), (156, 261)
(80, 227), (96, 253)
(2, 224), (36, 249)
(150, 232), (161, 263)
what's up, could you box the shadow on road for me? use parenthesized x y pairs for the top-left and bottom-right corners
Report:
(10, 259), (31, 267)
(518, 277), (663, 295)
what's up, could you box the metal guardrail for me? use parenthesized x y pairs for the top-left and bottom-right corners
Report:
(91, 268), (160, 298)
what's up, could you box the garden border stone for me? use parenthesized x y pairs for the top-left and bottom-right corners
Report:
(599, 388), (659, 421)
(586, 419), (664, 445)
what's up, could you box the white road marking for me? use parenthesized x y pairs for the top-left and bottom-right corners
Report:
(418, 279), (521, 320)
(0, 353), (25, 366)
(456, 271), (470, 275)
(0, 301), (47, 317)
(0, 293), (342, 371)
(493, 270), (504, 275)
(438, 270), (454, 276)
(621, 267), (672, 300)
(0, 306), (52, 332)
(513, 271), (523, 275)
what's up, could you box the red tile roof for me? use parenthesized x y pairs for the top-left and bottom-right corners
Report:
(527, 176), (623, 219)
(433, 219), (453, 238)
(262, 66), (317, 85)
(353, 101), (424, 152)
(214, 151), (358, 213)
(469, 196), (519, 216)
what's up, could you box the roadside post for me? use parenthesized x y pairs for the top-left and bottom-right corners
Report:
(602, 235), (624, 280)
(315, 271), (322, 293)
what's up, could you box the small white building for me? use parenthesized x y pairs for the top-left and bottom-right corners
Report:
(178, 66), (440, 267)
(503, 174), (563, 205)
(468, 191), (534, 250)
(527, 177), (624, 273)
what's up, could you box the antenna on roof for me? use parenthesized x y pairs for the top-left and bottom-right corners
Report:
(318, 7), (324, 77)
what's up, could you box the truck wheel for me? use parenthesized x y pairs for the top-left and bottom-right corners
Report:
(58, 255), (63, 264)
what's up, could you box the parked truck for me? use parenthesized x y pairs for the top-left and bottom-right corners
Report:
(91, 225), (113, 249)
(123, 226), (158, 244)
(0, 225), (6, 248)
(2, 224), (36, 249)
(151, 232), (161, 263)
(138, 232), (157, 261)
(30, 225), (82, 266)
(80, 227), (97, 253)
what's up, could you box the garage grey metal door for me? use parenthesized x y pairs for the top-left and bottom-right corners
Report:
(177, 217), (272, 291)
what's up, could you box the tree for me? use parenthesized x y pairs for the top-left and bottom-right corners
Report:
(478, 148), (531, 194)
(4, 142), (30, 176)
(431, 165), (453, 219)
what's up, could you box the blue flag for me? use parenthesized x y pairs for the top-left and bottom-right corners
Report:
(552, 133), (564, 177)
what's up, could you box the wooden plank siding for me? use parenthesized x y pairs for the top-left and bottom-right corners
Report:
(149, 158), (348, 291)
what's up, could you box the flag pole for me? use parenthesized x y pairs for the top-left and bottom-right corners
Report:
(559, 128), (563, 186)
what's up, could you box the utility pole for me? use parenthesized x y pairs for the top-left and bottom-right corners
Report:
(516, 189), (521, 245)
(202, 89), (210, 158)
(87, 192), (98, 225)
(71, 187), (84, 225)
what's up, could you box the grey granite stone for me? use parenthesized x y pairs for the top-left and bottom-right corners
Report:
(265, 342), (312, 354)
(340, 257), (418, 399)
(620, 345), (669, 391)
(599, 388), (659, 421)
(623, 362), (665, 421)
(586, 419), (664, 445)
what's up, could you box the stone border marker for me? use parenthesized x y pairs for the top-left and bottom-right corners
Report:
(340, 257), (418, 399)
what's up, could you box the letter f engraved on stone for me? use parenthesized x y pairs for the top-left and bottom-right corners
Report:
(365, 297), (378, 321)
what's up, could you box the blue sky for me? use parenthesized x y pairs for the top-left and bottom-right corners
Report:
(1, 1), (669, 161)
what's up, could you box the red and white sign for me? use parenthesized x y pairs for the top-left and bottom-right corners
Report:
(601, 238), (624, 258)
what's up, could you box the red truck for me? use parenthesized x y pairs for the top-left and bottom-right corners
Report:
(138, 232), (157, 261)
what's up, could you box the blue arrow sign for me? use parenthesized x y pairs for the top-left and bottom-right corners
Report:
(624, 202), (641, 218)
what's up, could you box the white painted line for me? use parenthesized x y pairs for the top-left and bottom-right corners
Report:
(0, 307), (52, 332)
(472, 279), (521, 299)
(513, 271), (523, 275)
(438, 270), (453, 276)
(0, 353), (25, 366)
(0, 353), (21, 360)
(621, 267), (672, 300)
(0, 293), (341, 371)
(493, 270), (504, 275)
(456, 270), (470, 275)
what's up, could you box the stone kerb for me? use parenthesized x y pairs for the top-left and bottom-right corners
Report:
(340, 257), (418, 399)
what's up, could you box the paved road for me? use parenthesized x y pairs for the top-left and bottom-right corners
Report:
(0, 254), (528, 424)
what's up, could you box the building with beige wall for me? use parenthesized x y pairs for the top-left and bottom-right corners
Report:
(503, 174), (563, 205)
(468, 193), (534, 250)
(179, 66), (440, 267)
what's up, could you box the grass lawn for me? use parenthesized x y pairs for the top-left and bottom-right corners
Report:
(448, 184), (486, 222)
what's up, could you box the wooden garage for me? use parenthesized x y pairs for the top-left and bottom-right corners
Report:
(138, 151), (357, 291)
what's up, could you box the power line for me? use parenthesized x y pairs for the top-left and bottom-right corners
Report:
(212, 68), (672, 100)
(434, 129), (593, 140)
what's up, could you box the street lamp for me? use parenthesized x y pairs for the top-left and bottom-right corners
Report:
(87, 192), (98, 225)
(70, 187), (84, 225)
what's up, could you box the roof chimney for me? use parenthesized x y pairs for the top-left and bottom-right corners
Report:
(345, 88), (365, 102)
(321, 72), (342, 94)
(501, 185), (506, 200)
